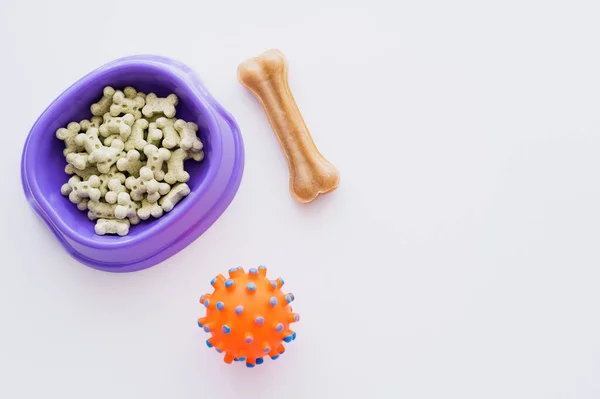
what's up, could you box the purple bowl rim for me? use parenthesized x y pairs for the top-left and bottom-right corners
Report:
(21, 55), (245, 272)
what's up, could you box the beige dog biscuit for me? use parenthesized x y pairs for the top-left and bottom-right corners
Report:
(156, 117), (179, 149)
(147, 122), (163, 147)
(89, 139), (125, 173)
(146, 181), (170, 203)
(238, 49), (340, 203)
(97, 166), (126, 198)
(99, 113), (135, 141)
(143, 144), (171, 180)
(80, 116), (103, 132)
(174, 120), (203, 152)
(142, 93), (178, 118)
(61, 175), (102, 205)
(123, 119), (148, 151)
(66, 152), (90, 170)
(115, 192), (140, 224)
(117, 149), (143, 176)
(125, 166), (161, 201)
(110, 90), (145, 119)
(104, 178), (127, 204)
(65, 164), (99, 180)
(75, 127), (103, 155)
(186, 150), (205, 162)
(159, 183), (190, 212)
(124, 86), (146, 99)
(91, 86), (116, 116)
(76, 199), (89, 211)
(137, 198), (164, 220)
(56, 122), (82, 156)
(95, 218), (130, 236)
(164, 148), (190, 184)
(87, 201), (117, 221)
(103, 134), (121, 146)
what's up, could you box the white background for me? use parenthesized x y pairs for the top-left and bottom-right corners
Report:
(1, 1), (600, 398)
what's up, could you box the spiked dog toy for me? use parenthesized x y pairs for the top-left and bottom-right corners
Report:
(198, 266), (299, 368)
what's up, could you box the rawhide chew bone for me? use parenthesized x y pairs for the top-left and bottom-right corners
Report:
(164, 148), (190, 184)
(56, 122), (82, 156)
(159, 183), (190, 212)
(174, 120), (203, 152)
(110, 90), (145, 119)
(124, 119), (149, 151)
(91, 86), (116, 116)
(156, 117), (179, 149)
(238, 49), (340, 203)
(143, 144), (171, 180)
(95, 218), (130, 236)
(99, 113), (135, 141)
(142, 93), (178, 118)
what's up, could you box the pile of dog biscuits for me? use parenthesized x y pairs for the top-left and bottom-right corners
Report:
(56, 86), (204, 236)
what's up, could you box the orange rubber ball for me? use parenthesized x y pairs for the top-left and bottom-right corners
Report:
(198, 266), (299, 368)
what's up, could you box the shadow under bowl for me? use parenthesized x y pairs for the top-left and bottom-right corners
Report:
(21, 55), (245, 273)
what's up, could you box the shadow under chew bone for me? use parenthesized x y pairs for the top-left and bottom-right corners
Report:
(238, 49), (340, 204)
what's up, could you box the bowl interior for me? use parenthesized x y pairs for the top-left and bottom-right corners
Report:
(29, 64), (218, 241)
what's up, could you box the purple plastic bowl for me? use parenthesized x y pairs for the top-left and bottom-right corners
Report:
(21, 55), (244, 273)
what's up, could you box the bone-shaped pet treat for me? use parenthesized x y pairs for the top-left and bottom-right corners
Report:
(147, 122), (163, 147)
(56, 122), (82, 156)
(159, 182), (190, 212)
(65, 164), (99, 180)
(95, 218), (130, 236)
(80, 116), (102, 132)
(99, 113), (135, 141)
(137, 198), (164, 220)
(104, 178), (127, 204)
(66, 152), (90, 170)
(117, 149), (143, 176)
(124, 86), (146, 100)
(110, 90), (145, 119)
(89, 139), (125, 173)
(238, 49), (340, 203)
(156, 117), (179, 149)
(123, 119), (148, 151)
(125, 166), (166, 202)
(115, 192), (140, 225)
(174, 120), (203, 152)
(97, 166), (126, 198)
(61, 175), (102, 205)
(143, 144), (171, 181)
(164, 148), (190, 184)
(91, 86), (116, 116)
(87, 201), (117, 221)
(142, 93), (178, 119)
(75, 127), (103, 156)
